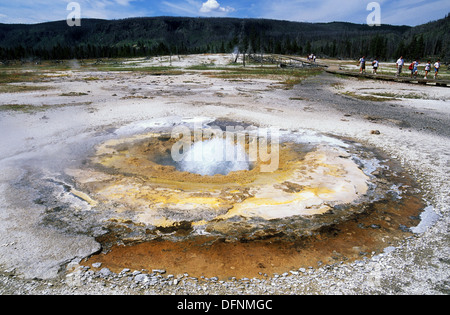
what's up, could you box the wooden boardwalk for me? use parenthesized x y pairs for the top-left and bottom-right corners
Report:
(274, 55), (328, 68)
(248, 54), (326, 69)
(325, 68), (449, 87)
(246, 54), (449, 87)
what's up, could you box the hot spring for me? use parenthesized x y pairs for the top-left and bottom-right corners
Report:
(60, 118), (425, 279)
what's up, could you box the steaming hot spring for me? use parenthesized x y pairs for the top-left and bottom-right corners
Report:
(51, 117), (427, 278)
(65, 118), (422, 246)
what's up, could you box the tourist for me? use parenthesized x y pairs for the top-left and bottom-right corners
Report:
(372, 58), (379, 74)
(410, 59), (419, 78)
(396, 56), (404, 77)
(424, 60), (431, 79)
(434, 59), (441, 79)
(359, 56), (366, 74)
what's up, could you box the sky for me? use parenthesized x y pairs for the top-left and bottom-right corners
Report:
(0, 0), (449, 26)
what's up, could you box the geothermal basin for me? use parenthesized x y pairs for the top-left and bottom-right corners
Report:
(0, 56), (448, 293)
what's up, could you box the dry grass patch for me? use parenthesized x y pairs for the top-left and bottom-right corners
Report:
(0, 85), (53, 93)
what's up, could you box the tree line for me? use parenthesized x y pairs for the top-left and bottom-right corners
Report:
(0, 16), (448, 62)
(0, 35), (438, 62)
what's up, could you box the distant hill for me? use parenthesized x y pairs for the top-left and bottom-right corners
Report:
(398, 15), (450, 61)
(0, 15), (448, 61)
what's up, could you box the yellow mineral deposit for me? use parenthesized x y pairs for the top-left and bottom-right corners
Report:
(69, 188), (99, 207)
(68, 131), (369, 230)
(217, 146), (369, 220)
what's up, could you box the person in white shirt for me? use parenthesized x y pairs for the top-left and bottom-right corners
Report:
(372, 58), (379, 74)
(410, 59), (419, 78)
(396, 56), (404, 77)
(434, 59), (441, 79)
(424, 60), (431, 79)
(359, 56), (366, 74)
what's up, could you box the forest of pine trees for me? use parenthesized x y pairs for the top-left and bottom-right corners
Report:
(0, 15), (448, 62)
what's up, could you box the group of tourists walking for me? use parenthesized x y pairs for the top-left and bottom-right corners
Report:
(358, 56), (441, 80)
(358, 56), (380, 75)
(307, 54), (317, 62)
(396, 56), (441, 79)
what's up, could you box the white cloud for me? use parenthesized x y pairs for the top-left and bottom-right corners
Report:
(200, 0), (220, 12)
(200, 0), (234, 14)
